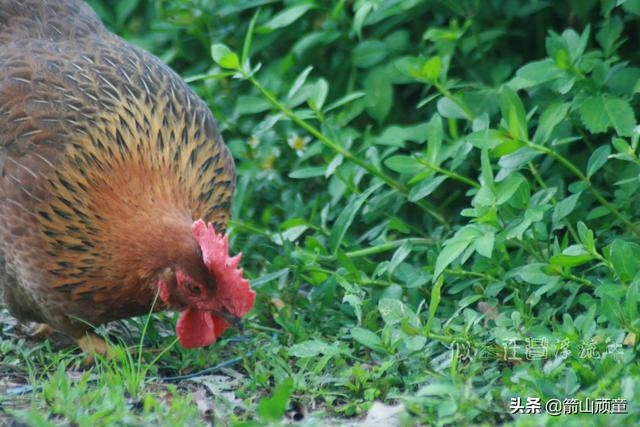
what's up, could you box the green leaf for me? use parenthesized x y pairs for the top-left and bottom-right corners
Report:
(388, 242), (411, 275)
(533, 102), (571, 144)
(499, 86), (528, 141)
(586, 145), (611, 178)
(257, 4), (314, 33)
(343, 294), (363, 324)
(288, 66), (313, 100)
(579, 95), (636, 136)
(411, 56), (442, 82)
(612, 137), (632, 155)
(608, 67), (640, 95)
(235, 95), (272, 115)
(577, 221), (596, 254)
(608, 239), (640, 282)
(426, 114), (443, 165)
(324, 92), (366, 113)
(491, 139), (526, 157)
(289, 167), (326, 179)
(352, 40), (388, 68)
(433, 239), (470, 280)
(626, 280), (639, 321)
(241, 8), (261, 66)
(464, 129), (505, 149)
(353, 2), (373, 38)
(474, 232), (495, 258)
(384, 155), (423, 174)
(549, 245), (595, 267)
(473, 186), (496, 207)
(481, 148), (495, 191)
(289, 340), (333, 358)
(517, 264), (553, 284)
(600, 294), (624, 326)
(418, 381), (458, 397)
(250, 268), (289, 288)
(308, 79), (329, 111)
(423, 25), (465, 41)
(379, 298), (405, 326)
(552, 192), (581, 225)
(623, 0), (640, 15)
(511, 59), (563, 89)
(433, 226), (482, 280)
(375, 123), (430, 146)
(85, 0), (113, 25)
(325, 154), (343, 178)
(495, 174), (527, 205)
(597, 15), (623, 55)
(409, 175), (448, 202)
(425, 276), (443, 335)
(364, 67), (393, 123)
(567, 26), (590, 62)
(257, 378), (294, 421)
(423, 56), (442, 82)
(498, 148), (542, 170)
(554, 48), (570, 69)
(350, 327), (384, 352)
(437, 97), (467, 119)
(210, 43), (240, 69)
(116, 0), (140, 26)
(278, 225), (308, 243)
(329, 184), (381, 253)
(404, 335), (427, 352)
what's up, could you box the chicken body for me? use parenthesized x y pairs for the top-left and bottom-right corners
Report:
(0, 0), (237, 346)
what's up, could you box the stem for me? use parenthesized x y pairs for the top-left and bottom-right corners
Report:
(434, 82), (474, 120)
(228, 219), (271, 237)
(248, 324), (283, 334)
(246, 75), (450, 228)
(525, 140), (634, 229)
(564, 272), (594, 287)
(527, 161), (579, 243)
(443, 268), (496, 281)
(416, 159), (480, 189)
(137, 289), (160, 381)
(422, 265), (497, 281)
(547, 265), (594, 287)
(142, 337), (179, 378)
(344, 238), (432, 259)
(426, 332), (457, 344)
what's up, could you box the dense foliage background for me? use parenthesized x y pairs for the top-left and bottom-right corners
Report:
(3, 0), (640, 425)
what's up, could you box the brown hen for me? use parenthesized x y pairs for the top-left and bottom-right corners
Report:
(0, 0), (255, 355)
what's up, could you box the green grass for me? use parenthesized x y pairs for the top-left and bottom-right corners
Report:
(2, 0), (640, 425)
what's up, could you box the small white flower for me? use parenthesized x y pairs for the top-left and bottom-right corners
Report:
(261, 148), (280, 170)
(287, 133), (310, 156)
(248, 134), (260, 149)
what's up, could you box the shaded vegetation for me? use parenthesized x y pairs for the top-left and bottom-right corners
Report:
(2, 0), (640, 425)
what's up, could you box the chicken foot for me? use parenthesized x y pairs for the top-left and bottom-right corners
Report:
(30, 323), (54, 340)
(76, 333), (116, 365)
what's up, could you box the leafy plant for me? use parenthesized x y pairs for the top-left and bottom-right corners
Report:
(3, 0), (640, 425)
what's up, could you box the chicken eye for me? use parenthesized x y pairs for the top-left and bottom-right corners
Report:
(187, 282), (201, 295)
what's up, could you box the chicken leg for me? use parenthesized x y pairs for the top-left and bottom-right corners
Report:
(30, 323), (54, 340)
(76, 333), (116, 365)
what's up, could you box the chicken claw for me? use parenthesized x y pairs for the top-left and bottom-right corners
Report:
(76, 333), (116, 365)
(30, 323), (54, 340)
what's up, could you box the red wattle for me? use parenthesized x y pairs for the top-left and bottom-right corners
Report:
(176, 307), (219, 348)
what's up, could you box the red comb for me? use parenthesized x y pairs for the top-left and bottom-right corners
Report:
(191, 219), (255, 317)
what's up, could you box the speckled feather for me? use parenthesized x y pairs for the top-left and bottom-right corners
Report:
(0, 0), (236, 338)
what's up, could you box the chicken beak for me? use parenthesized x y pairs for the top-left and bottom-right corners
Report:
(211, 308), (244, 333)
